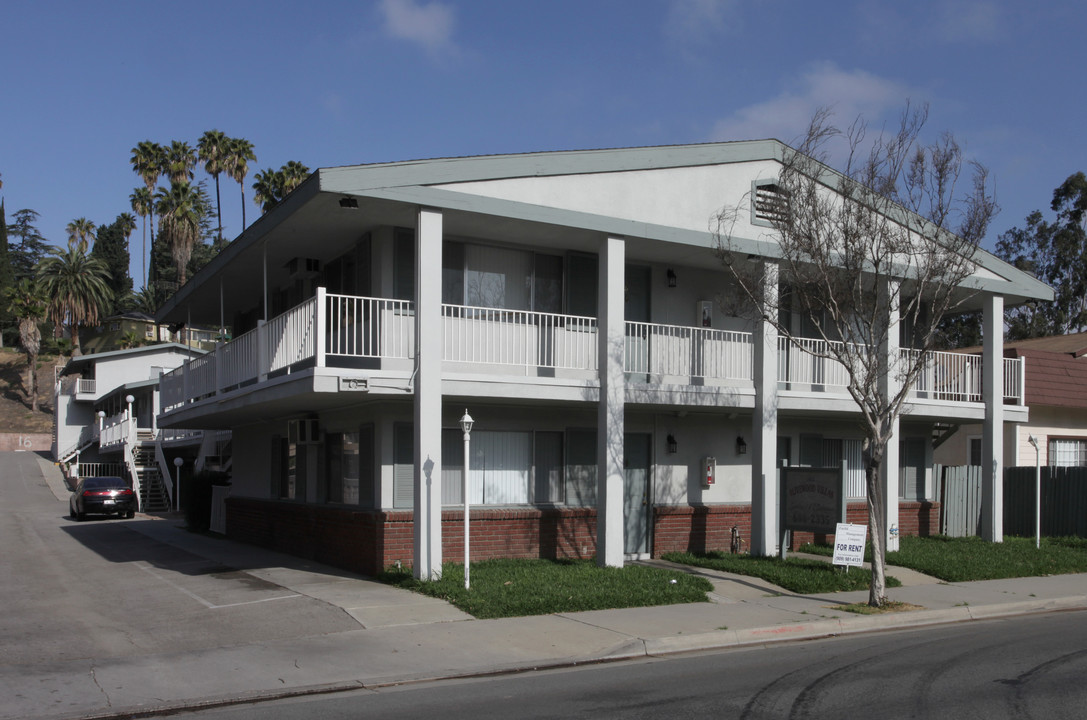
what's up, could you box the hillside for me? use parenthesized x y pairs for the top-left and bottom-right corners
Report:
(0, 349), (63, 433)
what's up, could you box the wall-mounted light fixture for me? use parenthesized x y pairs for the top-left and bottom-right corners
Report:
(736, 436), (747, 455)
(666, 268), (677, 288)
(667, 434), (678, 454)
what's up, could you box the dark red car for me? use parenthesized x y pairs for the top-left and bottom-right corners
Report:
(69, 476), (137, 520)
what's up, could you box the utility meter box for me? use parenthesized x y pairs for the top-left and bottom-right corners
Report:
(702, 456), (716, 487)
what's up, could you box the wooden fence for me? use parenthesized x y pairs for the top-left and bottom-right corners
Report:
(938, 465), (1087, 538)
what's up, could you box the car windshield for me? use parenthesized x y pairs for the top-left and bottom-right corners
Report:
(82, 477), (128, 490)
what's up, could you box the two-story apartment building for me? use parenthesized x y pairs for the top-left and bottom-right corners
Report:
(54, 343), (209, 510)
(154, 141), (1052, 579)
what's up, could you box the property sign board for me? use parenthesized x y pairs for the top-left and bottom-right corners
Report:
(779, 466), (845, 534)
(832, 523), (867, 567)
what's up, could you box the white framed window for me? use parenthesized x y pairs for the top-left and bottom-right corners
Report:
(1048, 438), (1087, 467)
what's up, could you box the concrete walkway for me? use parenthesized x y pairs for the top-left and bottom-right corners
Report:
(18, 456), (1087, 720)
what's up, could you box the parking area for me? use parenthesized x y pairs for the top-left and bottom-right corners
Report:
(0, 452), (362, 666)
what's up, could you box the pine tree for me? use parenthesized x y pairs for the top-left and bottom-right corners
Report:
(90, 216), (134, 315)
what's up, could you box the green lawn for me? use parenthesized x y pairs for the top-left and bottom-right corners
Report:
(379, 536), (1087, 619)
(661, 551), (901, 594)
(800, 535), (1087, 582)
(378, 558), (713, 619)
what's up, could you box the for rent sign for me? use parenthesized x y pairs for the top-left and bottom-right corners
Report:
(832, 523), (867, 567)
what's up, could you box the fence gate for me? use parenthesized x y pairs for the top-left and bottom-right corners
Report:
(938, 464), (983, 537)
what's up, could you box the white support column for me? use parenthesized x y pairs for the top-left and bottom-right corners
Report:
(880, 279), (901, 552)
(413, 208), (444, 579)
(597, 236), (626, 568)
(314, 286), (326, 369)
(982, 293), (1005, 542)
(751, 260), (779, 557)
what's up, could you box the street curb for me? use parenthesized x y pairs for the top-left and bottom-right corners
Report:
(37, 598), (1087, 720)
(640, 596), (1087, 656)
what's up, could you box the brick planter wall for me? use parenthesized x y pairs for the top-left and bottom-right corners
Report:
(225, 497), (942, 576)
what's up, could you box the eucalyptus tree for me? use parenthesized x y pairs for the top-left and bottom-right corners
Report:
(197, 129), (230, 247)
(225, 137), (256, 230)
(156, 180), (203, 286)
(3, 278), (47, 411)
(36, 244), (111, 356)
(65, 217), (96, 253)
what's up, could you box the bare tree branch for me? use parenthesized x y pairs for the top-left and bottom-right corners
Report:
(712, 104), (996, 606)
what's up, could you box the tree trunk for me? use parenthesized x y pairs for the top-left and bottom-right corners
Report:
(25, 354), (37, 413)
(865, 452), (888, 606)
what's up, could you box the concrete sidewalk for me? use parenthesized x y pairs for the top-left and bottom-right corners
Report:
(20, 460), (1087, 720)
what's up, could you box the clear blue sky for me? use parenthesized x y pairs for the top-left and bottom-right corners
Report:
(3, 0), (1085, 288)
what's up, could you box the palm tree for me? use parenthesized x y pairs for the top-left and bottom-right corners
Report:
(36, 244), (111, 356)
(131, 141), (164, 247)
(3, 278), (47, 411)
(156, 181), (202, 286)
(132, 285), (160, 315)
(197, 130), (229, 248)
(119, 330), (141, 350)
(252, 168), (281, 214)
(281, 160), (310, 196)
(225, 137), (256, 230)
(130, 187), (153, 289)
(65, 217), (96, 253)
(163, 140), (196, 185)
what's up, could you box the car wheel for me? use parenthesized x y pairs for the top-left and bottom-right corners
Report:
(76, 510), (85, 522)
(69, 505), (76, 519)
(124, 510), (135, 519)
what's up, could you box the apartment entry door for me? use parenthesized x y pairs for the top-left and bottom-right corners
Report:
(624, 433), (651, 555)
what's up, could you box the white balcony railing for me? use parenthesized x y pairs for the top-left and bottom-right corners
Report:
(625, 322), (752, 382)
(1005, 356), (1026, 405)
(75, 378), (96, 396)
(444, 305), (596, 370)
(327, 294), (414, 360)
(906, 349), (982, 403)
(159, 288), (1023, 412)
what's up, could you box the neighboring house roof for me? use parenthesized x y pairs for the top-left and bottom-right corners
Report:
(1004, 331), (1087, 357)
(1015, 348), (1087, 408)
(61, 342), (206, 376)
(956, 332), (1087, 408)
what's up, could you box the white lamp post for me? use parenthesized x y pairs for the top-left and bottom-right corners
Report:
(460, 409), (474, 590)
(97, 410), (105, 433)
(125, 394), (135, 420)
(1028, 435), (1040, 549)
(173, 456), (184, 512)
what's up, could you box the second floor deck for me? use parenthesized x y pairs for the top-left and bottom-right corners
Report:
(159, 289), (1025, 417)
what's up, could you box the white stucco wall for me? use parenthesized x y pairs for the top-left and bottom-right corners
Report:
(438, 160), (781, 240)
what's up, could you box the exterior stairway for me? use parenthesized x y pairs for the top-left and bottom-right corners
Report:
(132, 445), (171, 512)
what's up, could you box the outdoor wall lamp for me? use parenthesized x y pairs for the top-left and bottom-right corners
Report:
(667, 434), (678, 454)
(736, 436), (747, 455)
(667, 268), (677, 288)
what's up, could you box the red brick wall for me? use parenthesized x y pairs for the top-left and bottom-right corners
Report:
(225, 498), (941, 576)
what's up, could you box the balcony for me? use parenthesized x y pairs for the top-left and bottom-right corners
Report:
(159, 290), (1023, 414)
